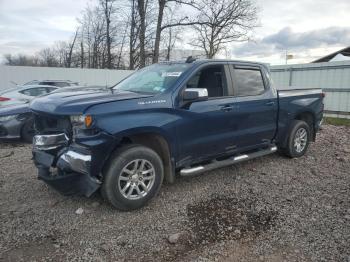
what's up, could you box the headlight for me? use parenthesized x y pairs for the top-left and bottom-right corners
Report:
(70, 115), (93, 128)
(70, 115), (85, 127)
(0, 114), (17, 122)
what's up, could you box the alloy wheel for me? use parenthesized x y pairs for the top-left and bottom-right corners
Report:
(294, 127), (307, 153)
(118, 159), (156, 200)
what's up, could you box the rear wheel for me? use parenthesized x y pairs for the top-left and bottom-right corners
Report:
(283, 120), (311, 158)
(101, 144), (164, 211)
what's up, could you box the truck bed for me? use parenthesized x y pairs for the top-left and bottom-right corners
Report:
(277, 87), (322, 96)
(276, 87), (324, 146)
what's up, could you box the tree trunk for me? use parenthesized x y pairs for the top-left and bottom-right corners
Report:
(152, 0), (166, 64)
(67, 29), (78, 68)
(104, 0), (112, 69)
(166, 28), (172, 61)
(117, 20), (128, 69)
(129, 0), (136, 70)
(80, 40), (84, 68)
(137, 0), (146, 68)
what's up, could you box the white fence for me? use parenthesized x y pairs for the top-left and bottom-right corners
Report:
(1, 62), (350, 118)
(0, 65), (133, 91)
(270, 61), (350, 119)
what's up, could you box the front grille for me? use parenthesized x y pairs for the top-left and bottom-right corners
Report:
(34, 114), (72, 138)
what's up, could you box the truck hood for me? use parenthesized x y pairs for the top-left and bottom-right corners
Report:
(30, 87), (152, 115)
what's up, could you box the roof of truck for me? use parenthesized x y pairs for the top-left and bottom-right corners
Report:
(159, 58), (269, 68)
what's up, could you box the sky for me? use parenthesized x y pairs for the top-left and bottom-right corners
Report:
(0, 0), (350, 65)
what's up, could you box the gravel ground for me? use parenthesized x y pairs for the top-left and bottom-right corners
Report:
(0, 124), (349, 262)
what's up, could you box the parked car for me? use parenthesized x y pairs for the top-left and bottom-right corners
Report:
(0, 84), (74, 142)
(30, 59), (324, 210)
(23, 80), (79, 87)
(0, 85), (58, 107)
(0, 85), (93, 142)
(0, 103), (34, 142)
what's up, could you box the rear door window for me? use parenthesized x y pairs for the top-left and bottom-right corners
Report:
(232, 67), (265, 96)
(53, 82), (69, 87)
(45, 87), (58, 93)
(20, 87), (49, 97)
(39, 81), (68, 87)
(39, 81), (56, 86)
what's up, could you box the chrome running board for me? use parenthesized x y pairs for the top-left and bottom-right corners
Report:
(180, 145), (277, 177)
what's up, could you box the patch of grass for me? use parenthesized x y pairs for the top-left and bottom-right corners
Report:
(324, 117), (350, 126)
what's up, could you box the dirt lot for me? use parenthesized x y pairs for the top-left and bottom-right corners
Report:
(0, 125), (349, 262)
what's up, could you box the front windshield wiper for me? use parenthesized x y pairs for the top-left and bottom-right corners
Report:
(123, 89), (156, 95)
(112, 88), (153, 95)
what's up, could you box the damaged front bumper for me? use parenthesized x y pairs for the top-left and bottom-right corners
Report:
(32, 132), (115, 197)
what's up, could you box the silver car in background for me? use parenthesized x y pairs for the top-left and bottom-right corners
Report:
(0, 103), (34, 142)
(0, 83), (85, 142)
(23, 80), (79, 87)
(0, 85), (58, 107)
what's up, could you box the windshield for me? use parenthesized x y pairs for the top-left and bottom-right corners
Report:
(113, 63), (192, 94)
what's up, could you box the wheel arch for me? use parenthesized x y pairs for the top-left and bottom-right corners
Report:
(106, 128), (176, 184)
(294, 111), (315, 141)
(279, 110), (316, 149)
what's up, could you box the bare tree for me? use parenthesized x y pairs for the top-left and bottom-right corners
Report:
(115, 20), (129, 68)
(3, 54), (39, 66)
(152, 0), (209, 63)
(3, 54), (14, 65)
(128, 0), (140, 69)
(38, 48), (59, 67)
(81, 5), (106, 68)
(77, 1), (130, 69)
(163, 26), (182, 60)
(137, 0), (148, 68)
(156, 10), (183, 61)
(80, 29), (85, 68)
(100, 0), (117, 68)
(190, 0), (258, 58)
(66, 28), (79, 68)
(4, 0), (259, 69)
(54, 41), (68, 66)
(152, 0), (167, 63)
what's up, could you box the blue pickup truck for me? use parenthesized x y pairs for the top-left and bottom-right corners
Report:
(30, 59), (324, 210)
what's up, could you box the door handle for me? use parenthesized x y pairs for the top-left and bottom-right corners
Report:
(265, 101), (275, 106)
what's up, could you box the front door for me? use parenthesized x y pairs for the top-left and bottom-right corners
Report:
(175, 63), (238, 166)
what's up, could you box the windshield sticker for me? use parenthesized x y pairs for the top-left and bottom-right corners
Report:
(153, 86), (162, 91)
(161, 72), (182, 77)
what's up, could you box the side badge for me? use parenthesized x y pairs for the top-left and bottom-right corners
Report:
(138, 100), (166, 105)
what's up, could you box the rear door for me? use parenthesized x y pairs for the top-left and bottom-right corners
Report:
(229, 64), (278, 149)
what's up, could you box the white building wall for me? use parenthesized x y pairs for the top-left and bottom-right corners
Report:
(0, 65), (133, 91)
(270, 61), (350, 119)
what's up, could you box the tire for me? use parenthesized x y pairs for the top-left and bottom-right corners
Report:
(284, 120), (311, 158)
(101, 144), (164, 211)
(21, 119), (35, 143)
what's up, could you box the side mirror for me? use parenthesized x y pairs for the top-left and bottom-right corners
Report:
(183, 88), (208, 101)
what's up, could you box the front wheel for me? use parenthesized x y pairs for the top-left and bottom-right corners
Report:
(283, 120), (311, 158)
(101, 144), (164, 211)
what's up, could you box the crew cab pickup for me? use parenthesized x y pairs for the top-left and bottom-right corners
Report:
(30, 59), (324, 210)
